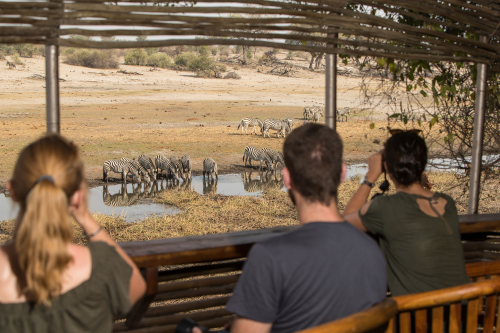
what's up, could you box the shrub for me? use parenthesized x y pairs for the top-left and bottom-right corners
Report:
(246, 48), (253, 60)
(188, 55), (213, 71)
(224, 71), (241, 79)
(174, 52), (197, 67)
(65, 49), (119, 69)
(11, 54), (24, 65)
(124, 48), (147, 66)
(197, 45), (210, 57)
(15, 44), (37, 57)
(219, 46), (230, 56)
(0, 44), (14, 56)
(146, 53), (172, 68)
(286, 50), (294, 59)
(211, 47), (218, 56)
(146, 47), (158, 56)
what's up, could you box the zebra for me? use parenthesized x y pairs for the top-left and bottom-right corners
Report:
(303, 107), (312, 120)
(169, 156), (183, 173)
(120, 157), (151, 183)
(203, 158), (218, 180)
(313, 111), (323, 123)
(243, 146), (274, 171)
(261, 119), (291, 138)
(284, 117), (294, 129)
(261, 147), (285, 169)
(6, 61), (16, 69)
(155, 155), (179, 180)
(180, 155), (192, 179)
(237, 117), (263, 135)
(103, 159), (140, 185)
(336, 107), (350, 122)
(138, 154), (157, 180)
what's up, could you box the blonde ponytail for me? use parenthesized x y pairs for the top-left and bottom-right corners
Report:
(11, 135), (83, 305)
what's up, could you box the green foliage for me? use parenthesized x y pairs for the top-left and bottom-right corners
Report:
(65, 49), (119, 69)
(136, 36), (147, 42)
(197, 45), (210, 57)
(124, 48), (147, 66)
(145, 53), (172, 68)
(188, 55), (214, 71)
(286, 50), (294, 59)
(211, 47), (218, 56)
(174, 52), (197, 67)
(13, 44), (37, 58)
(146, 47), (159, 56)
(246, 48), (253, 60)
(11, 54), (24, 65)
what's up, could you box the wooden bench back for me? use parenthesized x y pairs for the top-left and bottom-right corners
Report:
(391, 277), (500, 333)
(298, 299), (398, 333)
(113, 214), (500, 332)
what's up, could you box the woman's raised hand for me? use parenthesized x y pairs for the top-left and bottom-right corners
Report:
(366, 151), (384, 183)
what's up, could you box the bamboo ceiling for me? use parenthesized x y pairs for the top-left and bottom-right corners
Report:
(1, 0), (500, 63)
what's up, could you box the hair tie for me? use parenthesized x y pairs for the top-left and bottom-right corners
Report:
(37, 175), (54, 184)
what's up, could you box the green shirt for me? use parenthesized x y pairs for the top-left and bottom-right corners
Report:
(0, 241), (132, 333)
(360, 192), (470, 296)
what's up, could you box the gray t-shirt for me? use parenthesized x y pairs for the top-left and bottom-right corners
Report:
(226, 222), (387, 333)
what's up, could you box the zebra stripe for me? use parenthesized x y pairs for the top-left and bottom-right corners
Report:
(155, 155), (179, 180)
(284, 117), (294, 129)
(313, 111), (323, 123)
(169, 156), (183, 173)
(237, 117), (263, 135)
(203, 158), (218, 180)
(138, 154), (157, 180)
(120, 158), (151, 183)
(103, 159), (140, 185)
(336, 107), (349, 122)
(262, 119), (291, 138)
(261, 147), (285, 169)
(180, 155), (192, 179)
(243, 146), (274, 171)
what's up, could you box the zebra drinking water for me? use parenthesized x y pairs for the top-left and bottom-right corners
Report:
(169, 156), (183, 173)
(261, 119), (291, 138)
(237, 117), (263, 135)
(203, 158), (218, 180)
(155, 155), (179, 180)
(284, 117), (294, 129)
(103, 159), (140, 185)
(243, 146), (274, 171)
(261, 147), (285, 169)
(180, 155), (192, 179)
(138, 154), (157, 180)
(120, 157), (151, 183)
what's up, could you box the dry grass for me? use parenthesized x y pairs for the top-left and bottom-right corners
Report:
(2, 170), (496, 245)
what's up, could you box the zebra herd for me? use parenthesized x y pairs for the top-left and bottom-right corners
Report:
(303, 106), (351, 122)
(103, 154), (194, 184)
(243, 146), (284, 171)
(237, 117), (294, 138)
(303, 106), (323, 123)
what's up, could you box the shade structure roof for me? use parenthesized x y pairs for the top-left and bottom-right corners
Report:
(1, 0), (499, 64)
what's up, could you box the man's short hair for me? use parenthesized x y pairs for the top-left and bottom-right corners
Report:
(283, 123), (343, 205)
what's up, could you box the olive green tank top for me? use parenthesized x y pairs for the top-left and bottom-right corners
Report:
(0, 241), (132, 333)
(359, 192), (470, 296)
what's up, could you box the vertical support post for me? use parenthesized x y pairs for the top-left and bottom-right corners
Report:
(467, 35), (489, 214)
(45, 45), (60, 133)
(126, 267), (158, 329)
(325, 33), (338, 130)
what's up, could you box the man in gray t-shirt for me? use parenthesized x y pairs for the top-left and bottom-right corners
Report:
(225, 124), (387, 333)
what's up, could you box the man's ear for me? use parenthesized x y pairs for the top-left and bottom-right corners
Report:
(283, 167), (293, 190)
(340, 163), (347, 184)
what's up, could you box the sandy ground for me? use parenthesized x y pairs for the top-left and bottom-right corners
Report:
(0, 52), (398, 191)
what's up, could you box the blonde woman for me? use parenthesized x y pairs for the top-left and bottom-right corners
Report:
(0, 135), (146, 332)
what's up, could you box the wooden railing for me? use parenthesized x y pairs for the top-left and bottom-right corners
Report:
(115, 214), (500, 332)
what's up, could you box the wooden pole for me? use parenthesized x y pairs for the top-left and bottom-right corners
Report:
(325, 35), (338, 130)
(468, 35), (489, 214)
(45, 45), (60, 134)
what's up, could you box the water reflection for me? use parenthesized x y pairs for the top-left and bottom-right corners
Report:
(242, 171), (284, 193)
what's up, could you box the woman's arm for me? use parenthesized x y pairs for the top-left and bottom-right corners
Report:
(69, 183), (146, 305)
(343, 151), (383, 215)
